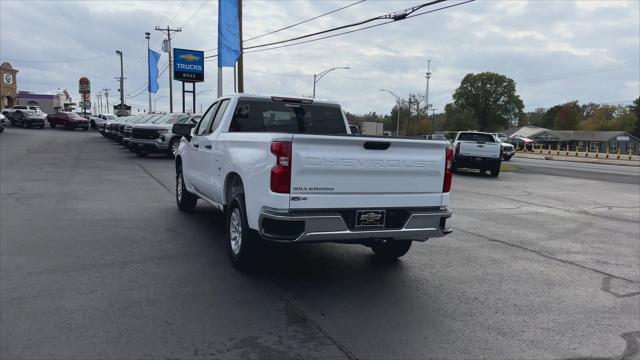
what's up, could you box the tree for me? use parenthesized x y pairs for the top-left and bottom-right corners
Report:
(447, 72), (524, 131)
(630, 97), (640, 137)
(444, 103), (479, 131)
(554, 101), (581, 130)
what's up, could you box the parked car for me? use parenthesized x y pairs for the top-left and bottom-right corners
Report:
(47, 111), (89, 130)
(0, 113), (7, 132)
(508, 136), (534, 150)
(93, 113), (117, 129)
(11, 110), (45, 129)
(501, 142), (515, 160)
(452, 131), (502, 176)
(129, 113), (200, 157)
(172, 94), (453, 269)
(493, 133), (508, 142)
(123, 114), (159, 147)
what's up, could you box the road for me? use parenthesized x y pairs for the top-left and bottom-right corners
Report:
(1, 127), (639, 359)
(510, 156), (640, 184)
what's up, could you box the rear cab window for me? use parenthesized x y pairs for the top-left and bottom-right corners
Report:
(457, 132), (496, 142)
(229, 98), (346, 134)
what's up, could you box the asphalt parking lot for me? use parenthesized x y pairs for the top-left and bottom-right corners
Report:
(1, 127), (639, 359)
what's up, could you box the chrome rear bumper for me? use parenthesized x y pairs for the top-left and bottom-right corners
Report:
(259, 207), (452, 243)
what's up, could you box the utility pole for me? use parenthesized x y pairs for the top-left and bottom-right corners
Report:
(145, 32), (152, 114)
(425, 59), (432, 131)
(115, 50), (125, 116)
(155, 25), (181, 113)
(237, 0), (244, 93)
(97, 92), (102, 113)
(102, 88), (110, 114)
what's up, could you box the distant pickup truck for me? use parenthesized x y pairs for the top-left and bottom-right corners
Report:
(452, 131), (502, 177)
(172, 94), (454, 269)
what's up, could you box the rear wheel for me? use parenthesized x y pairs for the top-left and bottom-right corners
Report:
(50, 122), (56, 128)
(371, 240), (412, 260)
(135, 149), (148, 157)
(39, 125), (44, 129)
(490, 164), (501, 177)
(23, 121), (28, 129)
(176, 167), (197, 212)
(227, 194), (260, 271)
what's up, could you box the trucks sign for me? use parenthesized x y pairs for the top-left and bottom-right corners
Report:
(173, 48), (204, 82)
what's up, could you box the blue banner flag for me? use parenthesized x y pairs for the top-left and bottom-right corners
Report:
(218, 0), (240, 67)
(148, 49), (161, 93)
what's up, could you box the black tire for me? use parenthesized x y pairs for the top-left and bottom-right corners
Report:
(490, 164), (501, 177)
(82, 127), (88, 131)
(50, 122), (56, 128)
(39, 125), (44, 129)
(371, 240), (412, 260)
(227, 193), (260, 271)
(503, 155), (512, 161)
(168, 138), (180, 158)
(23, 121), (28, 129)
(176, 167), (197, 212)
(90, 120), (96, 129)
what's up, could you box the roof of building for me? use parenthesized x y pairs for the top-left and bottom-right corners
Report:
(507, 126), (639, 142)
(508, 126), (548, 139)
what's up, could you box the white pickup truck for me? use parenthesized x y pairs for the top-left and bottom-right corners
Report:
(173, 94), (453, 269)
(452, 131), (503, 177)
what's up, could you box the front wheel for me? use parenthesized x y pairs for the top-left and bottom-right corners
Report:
(39, 125), (44, 129)
(227, 194), (260, 271)
(168, 138), (180, 158)
(23, 121), (28, 129)
(176, 168), (197, 212)
(50, 122), (56, 128)
(371, 240), (412, 260)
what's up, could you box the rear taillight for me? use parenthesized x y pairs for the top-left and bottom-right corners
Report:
(270, 141), (292, 193)
(443, 147), (453, 193)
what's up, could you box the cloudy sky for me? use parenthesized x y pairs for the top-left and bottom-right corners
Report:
(1, 0), (638, 115)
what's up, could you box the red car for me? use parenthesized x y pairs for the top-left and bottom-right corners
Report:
(47, 112), (89, 131)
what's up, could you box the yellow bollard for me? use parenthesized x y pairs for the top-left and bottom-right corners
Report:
(606, 148), (610, 158)
(575, 146), (579, 157)
(629, 148), (633, 160)
(595, 147), (599, 158)
(565, 145), (569, 156)
(616, 148), (621, 159)
(516, 143), (520, 152)
(556, 143), (560, 155)
(547, 144), (551, 154)
(539, 144), (543, 154)
(585, 148), (589, 157)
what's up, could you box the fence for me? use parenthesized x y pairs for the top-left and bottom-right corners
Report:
(515, 143), (636, 160)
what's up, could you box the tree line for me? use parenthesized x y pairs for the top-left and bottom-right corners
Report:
(347, 72), (640, 138)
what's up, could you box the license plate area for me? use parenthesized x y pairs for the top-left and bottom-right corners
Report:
(355, 210), (386, 229)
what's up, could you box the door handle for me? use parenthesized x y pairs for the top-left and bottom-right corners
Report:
(193, 143), (200, 148)
(205, 144), (212, 149)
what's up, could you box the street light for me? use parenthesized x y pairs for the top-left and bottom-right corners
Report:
(145, 32), (151, 114)
(313, 66), (350, 98)
(380, 88), (401, 136)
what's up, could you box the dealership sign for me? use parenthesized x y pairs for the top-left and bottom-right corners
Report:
(616, 136), (630, 141)
(79, 77), (90, 94)
(173, 48), (204, 82)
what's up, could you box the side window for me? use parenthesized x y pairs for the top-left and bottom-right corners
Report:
(209, 100), (230, 133)
(195, 102), (219, 136)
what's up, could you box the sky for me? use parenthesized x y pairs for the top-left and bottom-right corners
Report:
(1, 0), (638, 115)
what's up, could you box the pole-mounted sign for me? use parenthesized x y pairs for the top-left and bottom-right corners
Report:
(173, 48), (204, 82)
(79, 77), (91, 93)
(173, 48), (203, 113)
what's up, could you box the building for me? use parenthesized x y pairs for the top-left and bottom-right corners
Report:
(508, 126), (640, 155)
(0, 62), (18, 111)
(16, 91), (75, 114)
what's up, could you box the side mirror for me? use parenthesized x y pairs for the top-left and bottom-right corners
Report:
(173, 123), (193, 141)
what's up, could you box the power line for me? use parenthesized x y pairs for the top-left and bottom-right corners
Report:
(0, 54), (113, 63)
(243, 0), (447, 51)
(244, 69), (310, 77)
(178, 0), (209, 29)
(243, 0), (474, 54)
(204, 0), (472, 60)
(518, 61), (639, 84)
(243, 0), (367, 43)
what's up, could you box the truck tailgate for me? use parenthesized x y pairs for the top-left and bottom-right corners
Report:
(459, 141), (501, 158)
(289, 135), (447, 209)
